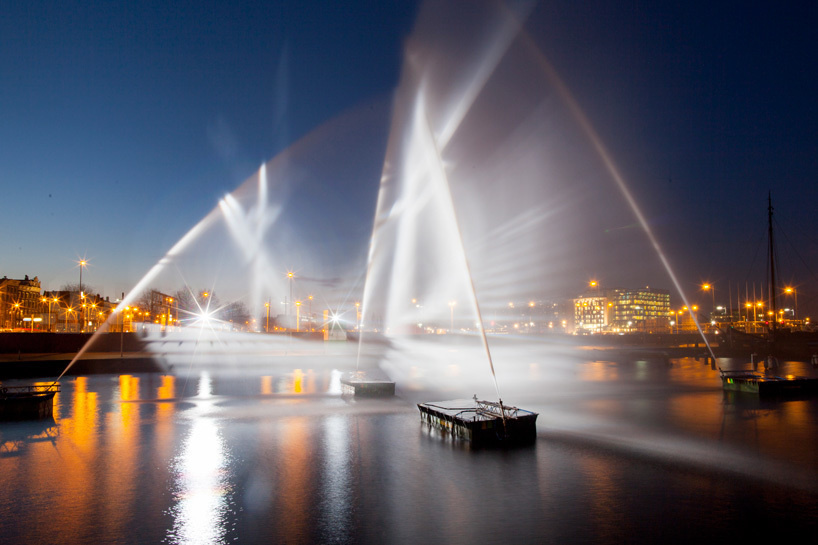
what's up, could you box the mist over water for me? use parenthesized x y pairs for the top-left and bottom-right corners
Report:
(3, 356), (818, 544)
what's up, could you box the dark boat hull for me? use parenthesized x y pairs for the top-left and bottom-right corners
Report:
(721, 372), (818, 396)
(418, 399), (538, 446)
(0, 389), (57, 420)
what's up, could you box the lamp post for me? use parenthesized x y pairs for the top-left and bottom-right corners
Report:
(65, 307), (74, 332)
(295, 300), (301, 332)
(78, 259), (87, 332)
(13, 302), (21, 330)
(265, 301), (270, 333)
(702, 283), (715, 320)
(287, 272), (295, 317)
(42, 296), (54, 332)
(785, 287), (798, 323)
(90, 302), (97, 332)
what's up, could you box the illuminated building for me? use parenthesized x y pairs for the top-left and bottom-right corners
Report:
(574, 295), (608, 333)
(608, 287), (670, 332)
(147, 290), (176, 328)
(0, 275), (42, 330)
(574, 286), (670, 334)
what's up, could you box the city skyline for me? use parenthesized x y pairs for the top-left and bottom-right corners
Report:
(2, 2), (816, 310)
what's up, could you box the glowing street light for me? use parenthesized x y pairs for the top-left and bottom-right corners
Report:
(286, 271), (295, 316)
(784, 287), (798, 321)
(265, 301), (270, 333)
(528, 301), (535, 331)
(78, 259), (87, 332)
(702, 283), (715, 318)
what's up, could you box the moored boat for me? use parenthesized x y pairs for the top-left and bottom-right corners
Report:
(720, 369), (818, 396)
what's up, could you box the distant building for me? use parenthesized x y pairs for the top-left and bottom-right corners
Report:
(147, 290), (177, 328)
(574, 286), (670, 334)
(0, 275), (42, 330)
(608, 287), (670, 332)
(574, 295), (608, 333)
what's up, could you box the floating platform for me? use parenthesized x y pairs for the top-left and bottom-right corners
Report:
(0, 385), (60, 420)
(340, 371), (395, 397)
(418, 397), (538, 446)
(720, 370), (818, 396)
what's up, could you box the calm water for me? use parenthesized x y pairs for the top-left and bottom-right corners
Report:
(2, 346), (818, 544)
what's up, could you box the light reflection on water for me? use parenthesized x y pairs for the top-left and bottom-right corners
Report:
(168, 417), (232, 544)
(1, 356), (817, 543)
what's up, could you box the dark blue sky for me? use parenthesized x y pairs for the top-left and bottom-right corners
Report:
(2, 1), (816, 310)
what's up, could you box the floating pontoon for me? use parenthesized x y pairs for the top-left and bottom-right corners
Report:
(418, 396), (537, 446)
(341, 371), (396, 397)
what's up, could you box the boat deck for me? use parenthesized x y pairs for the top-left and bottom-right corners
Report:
(340, 371), (395, 397)
(720, 370), (818, 396)
(418, 398), (537, 446)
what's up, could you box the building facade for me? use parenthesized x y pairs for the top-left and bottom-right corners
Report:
(0, 275), (42, 330)
(608, 287), (670, 332)
(574, 295), (608, 333)
(574, 286), (670, 334)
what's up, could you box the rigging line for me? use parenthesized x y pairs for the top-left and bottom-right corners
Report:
(773, 216), (818, 284)
(741, 223), (767, 285)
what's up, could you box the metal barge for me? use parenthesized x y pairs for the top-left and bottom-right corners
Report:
(341, 371), (395, 397)
(418, 396), (538, 446)
(720, 369), (818, 396)
(0, 385), (60, 420)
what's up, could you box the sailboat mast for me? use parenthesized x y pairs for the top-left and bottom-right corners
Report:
(767, 192), (777, 340)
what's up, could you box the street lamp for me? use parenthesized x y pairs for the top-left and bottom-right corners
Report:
(286, 271), (295, 317)
(295, 300), (302, 332)
(785, 287), (798, 323)
(78, 259), (87, 332)
(64, 307), (74, 332)
(265, 301), (270, 333)
(702, 283), (715, 320)
(528, 301), (535, 332)
(51, 296), (59, 332)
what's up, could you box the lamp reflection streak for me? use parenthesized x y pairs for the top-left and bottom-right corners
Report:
(167, 373), (232, 545)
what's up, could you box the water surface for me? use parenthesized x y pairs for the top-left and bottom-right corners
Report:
(2, 352), (817, 544)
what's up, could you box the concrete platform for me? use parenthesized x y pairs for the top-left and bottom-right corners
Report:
(418, 397), (538, 446)
(340, 371), (395, 397)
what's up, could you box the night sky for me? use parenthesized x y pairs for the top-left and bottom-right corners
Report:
(2, 1), (816, 311)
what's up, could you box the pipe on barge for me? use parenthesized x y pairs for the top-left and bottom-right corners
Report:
(418, 396), (537, 446)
